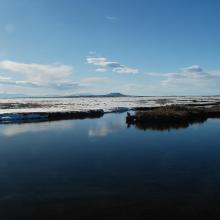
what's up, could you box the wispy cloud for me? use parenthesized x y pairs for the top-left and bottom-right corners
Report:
(0, 60), (73, 83)
(95, 68), (107, 72)
(0, 60), (85, 92)
(112, 66), (138, 74)
(146, 65), (220, 91)
(87, 57), (138, 74)
(0, 76), (39, 88)
(0, 76), (11, 82)
(106, 16), (118, 21)
(88, 121), (123, 137)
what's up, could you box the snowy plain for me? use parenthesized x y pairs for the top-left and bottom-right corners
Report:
(0, 96), (220, 115)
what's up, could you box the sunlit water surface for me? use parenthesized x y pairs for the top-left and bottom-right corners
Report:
(0, 113), (220, 219)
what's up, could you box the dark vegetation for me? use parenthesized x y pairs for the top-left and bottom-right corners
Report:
(46, 110), (104, 121)
(127, 105), (220, 131)
(0, 110), (104, 124)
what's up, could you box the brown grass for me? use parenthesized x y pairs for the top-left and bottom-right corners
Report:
(126, 105), (220, 130)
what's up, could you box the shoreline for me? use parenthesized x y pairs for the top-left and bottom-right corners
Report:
(127, 105), (220, 131)
(0, 110), (104, 124)
(1, 102), (220, 124)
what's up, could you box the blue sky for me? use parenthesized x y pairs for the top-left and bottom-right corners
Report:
(0, 0), (220, 96)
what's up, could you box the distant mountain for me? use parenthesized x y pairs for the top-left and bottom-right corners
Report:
(104, 93), (127, 97)
(64, 92), (128, 98)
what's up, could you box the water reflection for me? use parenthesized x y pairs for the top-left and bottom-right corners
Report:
(0, 113), (220, 219)
(0, 113), (125, 138)
(0, 112), (210, 138)
(89, 123), (121, 137)
(88, 114), (125, 137)
(127, 117), (207, 131)
(0, 120), (74, 137)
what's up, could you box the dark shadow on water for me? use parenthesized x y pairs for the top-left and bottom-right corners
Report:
(127, 117), (207, 131)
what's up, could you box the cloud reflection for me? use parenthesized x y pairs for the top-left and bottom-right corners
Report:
(88, 120), (124, 137)
(0, 121), (73, 137)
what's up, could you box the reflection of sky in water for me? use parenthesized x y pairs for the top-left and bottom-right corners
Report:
(88, 113), (126, 137)
(0, 113), (220, 219)
(0, 113), (126, 138)
(0, 121), (74, 137)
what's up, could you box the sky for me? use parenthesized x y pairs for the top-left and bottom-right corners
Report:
(0, 0), (220, 96)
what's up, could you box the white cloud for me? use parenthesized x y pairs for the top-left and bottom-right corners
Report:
(87, 56), (138, 74)
(0, 76), (11, 81)
(145, 72), (177, 77)
(0, 60), (94, 97)
(0, 60), (81, 91)
(96, 68), (107, 72)
(146, 65), (220, 92)
(0, 60), (73, 84)
(106, 16), (118, 21)
(181, 65), (209, 78)
(112, 66), (138, 74)
(87, 57), (119, 68)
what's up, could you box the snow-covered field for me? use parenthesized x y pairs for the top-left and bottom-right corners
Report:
(0, 96), (220, 114)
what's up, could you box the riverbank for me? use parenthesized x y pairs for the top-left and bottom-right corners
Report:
(127, 105), (220, 130)
(1, 106), (220, 219)
(0, 110), (104, 123)
(1, 96), (220, 124)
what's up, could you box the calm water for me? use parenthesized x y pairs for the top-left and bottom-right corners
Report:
(0, 113), (220, 219)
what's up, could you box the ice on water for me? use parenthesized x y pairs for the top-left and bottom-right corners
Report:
(0, 96), (220, 115)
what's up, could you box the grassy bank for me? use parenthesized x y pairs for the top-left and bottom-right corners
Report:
(0, 110), (104, 123)
(127, 105), (220, 130)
